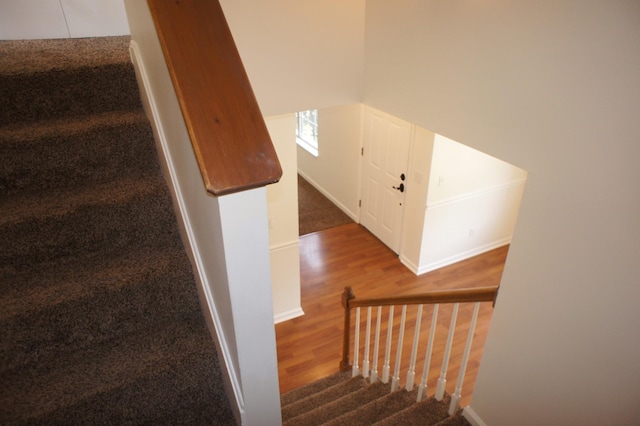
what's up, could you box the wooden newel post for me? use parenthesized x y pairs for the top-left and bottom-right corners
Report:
(340, 286), (356, 371)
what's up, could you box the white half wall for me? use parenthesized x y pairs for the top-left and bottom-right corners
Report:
(417, 135), (527, 274)
(0, 0), (130, 39)
(125, 1), (281, 423)
(427, 135), (527, 207)
(364, 1), (640, 424)
(297, 104), (364, 221)
(418, 180), (525, 274)
(265, 114), (303, 323)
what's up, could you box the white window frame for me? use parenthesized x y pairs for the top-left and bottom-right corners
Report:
(296, 109), (318, 157)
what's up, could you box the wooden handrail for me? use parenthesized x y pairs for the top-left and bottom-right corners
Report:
(340, 286), (499, 371)
(347, 286), (499, 309)
(147, 0), (282, 196)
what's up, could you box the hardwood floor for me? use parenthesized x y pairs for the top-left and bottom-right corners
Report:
(275, 223), (509, 407)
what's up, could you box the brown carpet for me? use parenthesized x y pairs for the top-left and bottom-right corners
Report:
(281, 372), (471, 425)
(298, 175), (354, 236)
(0, 36), (235, 424)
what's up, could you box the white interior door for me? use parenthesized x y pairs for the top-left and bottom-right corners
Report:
(360, 108), (411, 254)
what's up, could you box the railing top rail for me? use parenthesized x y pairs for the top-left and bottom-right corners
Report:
(343, 286), (499, 309)
(147, 0), (282, 196)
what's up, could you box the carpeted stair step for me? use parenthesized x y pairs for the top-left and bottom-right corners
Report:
(282, 375), (369, 422)
(0, 37), (140, 126)
(0, 110), (158, 195)
(373, 394), (453, 425)
(324, 386), (420, 425)
(0, 175), (181, 268)
(284, 381), (395, 426)
(281, 372), (470, 425)
(435, 412), (472, 425)
(0, 246), (199, 374)
(281, 371), (352, 407)
(0, 320), (231, 424)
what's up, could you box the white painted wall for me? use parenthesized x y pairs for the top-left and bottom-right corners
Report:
(219, 0), (365, 117)
(418, 135), (526, 274)
(297, 104), (363, 221)
(427, 135), (526, 206)
(0, 0), (129, 39)
(364, 0), (640, 424)
(265, 114), (303, 323)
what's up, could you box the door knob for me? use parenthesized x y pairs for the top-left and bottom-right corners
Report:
(393, 183), (405, 192)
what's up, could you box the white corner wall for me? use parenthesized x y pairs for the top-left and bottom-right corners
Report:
(265, 114), (303, 323)
(418, 135), (526, 274)
(364, 1), (640, 424)
(399, 126), (435, 272)
(297, 104), (364, 221)
(0, 0), (130, 39)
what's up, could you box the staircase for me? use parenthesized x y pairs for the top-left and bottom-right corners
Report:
(281, 372), (470, 425)
(0, 37), (235, 424)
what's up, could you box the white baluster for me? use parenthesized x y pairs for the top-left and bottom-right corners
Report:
(363, 307), (372, 378)
(435, 303), (459, 400)
(417, 304), (439, 402)
(391, 305), (407, 391)
(405, 304), (423, 391)
(352, 307), (360, 377)
(370, 306), (382, 383)
(449, 302), (480, 415)
(381, 305), (394, 383)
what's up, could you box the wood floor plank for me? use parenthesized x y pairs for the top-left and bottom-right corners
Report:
(276, 223), (508, 407)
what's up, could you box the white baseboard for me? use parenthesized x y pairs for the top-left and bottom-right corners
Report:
(297, 170), (359, 222)
(274, 307), (305, 324)
(462, 406), (487, 426)
(399, 255), (419, 274)
(416, 238), (511, 275)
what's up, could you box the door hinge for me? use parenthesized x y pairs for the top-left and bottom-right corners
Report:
(361, 147), (364, 156)
(359, 199), (362, 207)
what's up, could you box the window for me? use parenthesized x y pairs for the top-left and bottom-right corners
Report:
(296, 109), (318, 156)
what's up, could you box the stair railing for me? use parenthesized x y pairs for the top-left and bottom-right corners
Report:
(127, 0), (283, 424)
(341, 286), (499, 415)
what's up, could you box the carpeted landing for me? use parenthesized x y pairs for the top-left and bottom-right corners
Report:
(0, 37), (235, 424)
(297, 175), (354, 236)
(281, 371), (471, 425)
